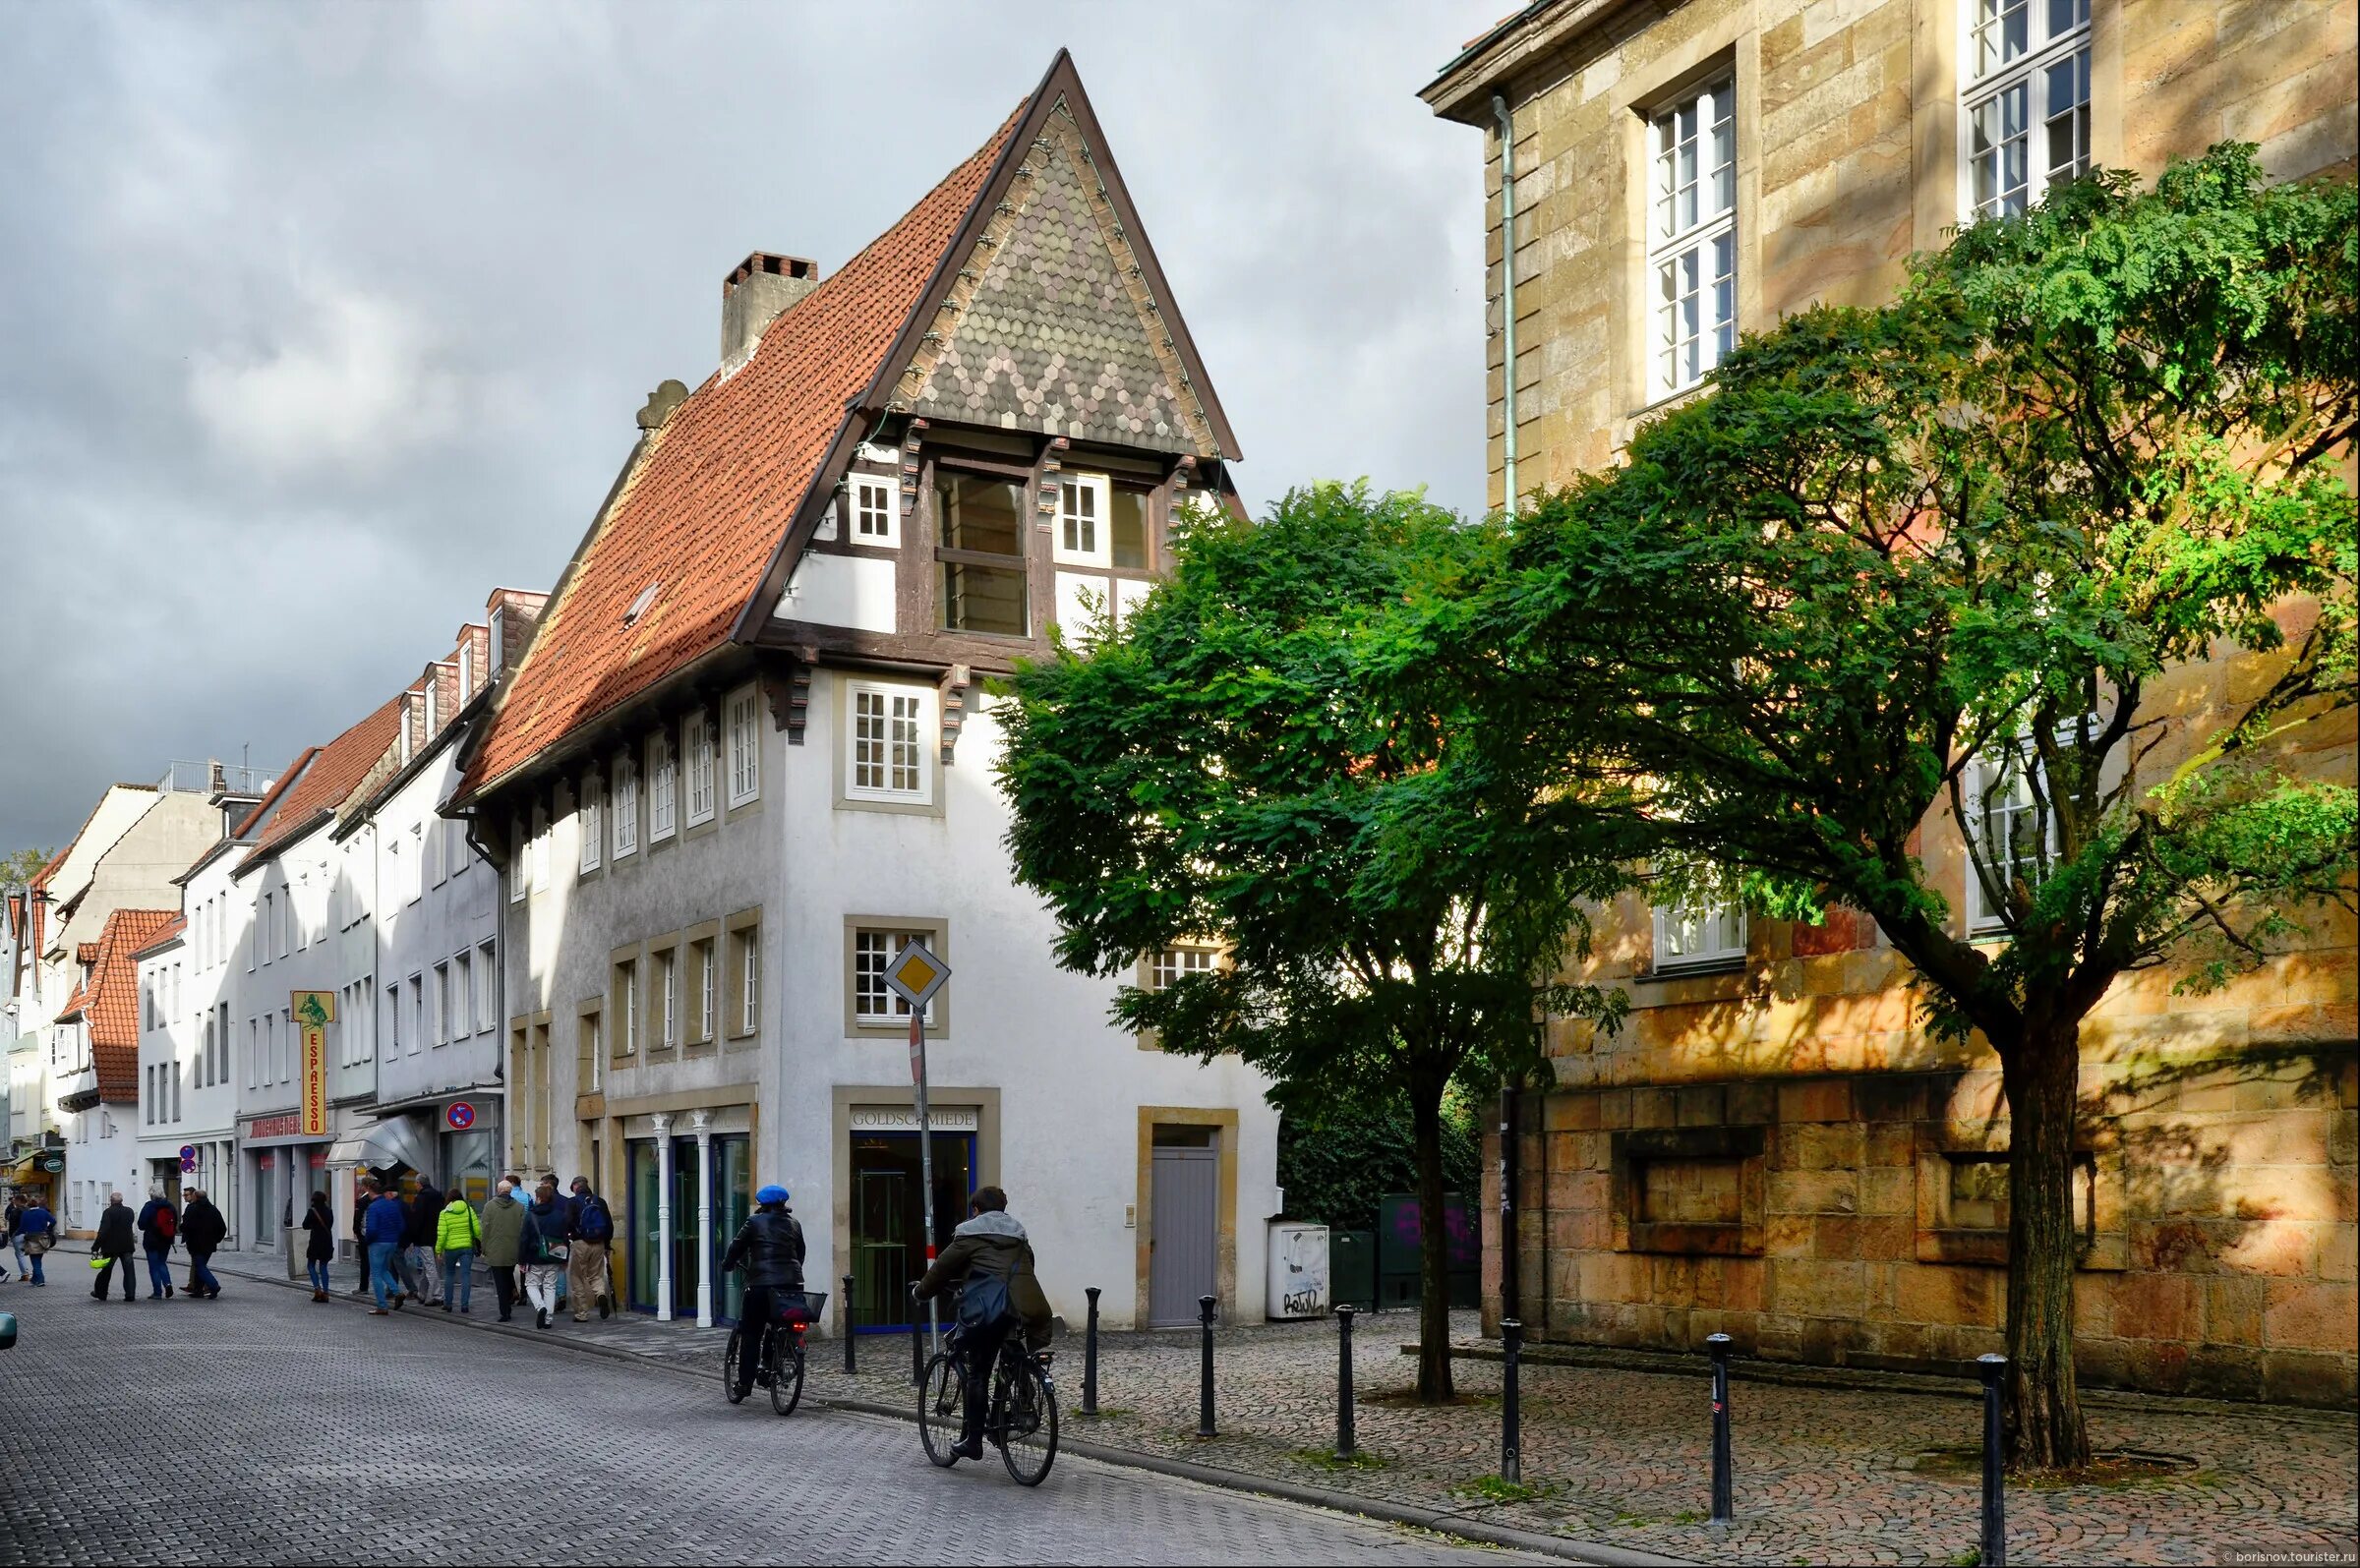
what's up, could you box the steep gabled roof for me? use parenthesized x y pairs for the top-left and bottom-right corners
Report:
(238, 696), (405, 872)
(83, 906), (179, 1102)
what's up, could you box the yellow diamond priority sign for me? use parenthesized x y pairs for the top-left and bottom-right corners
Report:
(884, 937), (950, 1013)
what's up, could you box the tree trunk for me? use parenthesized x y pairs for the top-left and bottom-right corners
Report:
(1409, 1074), (1456, 1403)
(2001, 1015), (2093, 1470)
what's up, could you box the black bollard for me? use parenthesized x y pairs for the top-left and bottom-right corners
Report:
(843, 1275), (856, 1373)
(1708, 1332), (1734, 1522)
(1978, 1353), (2008, 1567)
(1335, 1305), (1358, 1460)
(1197, 1294), (1218, 1438)
(1083, 1286), (1101, 1417)
(1502, 1318), (1523, 1484)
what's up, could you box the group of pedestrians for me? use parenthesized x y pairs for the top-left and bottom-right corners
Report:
(3, 1193), (61, 1285)
(351, 1171), (616, 1329)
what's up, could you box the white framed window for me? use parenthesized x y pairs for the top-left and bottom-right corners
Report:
(1149, 945), (1220, 991)
(579, 773), (603, 873)
(406, 978), (423, 1057)
(1055, 473), (1111, 567)
(854, 928), (936, 1024)
(475, 942), (496, 1033)
(1652, 891), (1747, 973)
(530, 805), (551, 893)
(852, 475), (899, 547)
(455, 950), (473, 1038)
(847, 682), (932, 804)
(448, 817), (470, 876)
(648, 730), (678, 842)
(615, 958), (639, 1057)
(1963, 741), (2062, 932)
(1964, 0), (2091, 220)
(685, 710), (717, 826)
(1648, 77), (1738, 400)
(695, 936), (718, 1041)
(432, 961), (449, 1046)
(428, 814), (446, 887)
(737, 925), (760, 1035)
(509, 815), (527, 902)
(655, 948), (678, 1048)
(408, 825), (425, 904)
(384, 985), (399, 1059)
(726, 687), (761, 808)
(613, 752), (639, 858)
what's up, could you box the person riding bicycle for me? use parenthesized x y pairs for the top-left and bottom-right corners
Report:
(720, 1185), (805, 1401)
(913, 1186), (1052, 1460)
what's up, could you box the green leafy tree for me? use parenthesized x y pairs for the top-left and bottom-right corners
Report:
(997, 483), (1628, 1400)
(1277, 1083), (1483, 1235)
(2, 847), (55, 887)
(1469, 146), (2355, 1467)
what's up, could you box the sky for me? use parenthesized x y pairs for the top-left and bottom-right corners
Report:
(0, 2), (1504, 857)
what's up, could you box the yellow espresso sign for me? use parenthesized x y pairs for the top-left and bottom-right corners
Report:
(293, 990), (335, 1137)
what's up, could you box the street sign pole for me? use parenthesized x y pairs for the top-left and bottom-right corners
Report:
(910, 1008), (938, 1361)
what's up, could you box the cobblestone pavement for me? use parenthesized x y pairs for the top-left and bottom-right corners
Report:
(0, 1265), (1553, 1567)
(175, 1251), (2360, 1565)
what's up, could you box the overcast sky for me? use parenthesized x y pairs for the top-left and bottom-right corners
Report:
(0, 2), (1502, 856)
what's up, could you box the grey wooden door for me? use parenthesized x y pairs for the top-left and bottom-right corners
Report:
(1150, 1146), (1219, 1326)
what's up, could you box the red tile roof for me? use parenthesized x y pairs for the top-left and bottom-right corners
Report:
(76, 942), (98, 965)
(240, 696), (406, 870)
(83, 907), (179, 1103)
(457, 94), (1031, 800)
(129, 914), (186, 962)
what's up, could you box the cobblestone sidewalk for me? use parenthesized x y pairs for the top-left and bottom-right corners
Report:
(195, 1250), (2359, 1566)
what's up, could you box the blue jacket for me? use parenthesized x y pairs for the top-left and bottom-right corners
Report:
(19, 1204), (54, 1236)
(362, 1194), (410, 1246)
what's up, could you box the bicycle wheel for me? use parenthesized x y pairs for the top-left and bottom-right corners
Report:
(998, 1355), (1059, 1487)
(770, 1334), (805, 1417)
(917, 1352), (965, 1468)
(722, 1334), (747, 1405)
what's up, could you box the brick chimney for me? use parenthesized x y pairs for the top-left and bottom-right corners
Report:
(721, 253), (820, 376)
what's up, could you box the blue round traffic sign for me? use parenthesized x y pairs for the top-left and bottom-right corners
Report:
(445, 1101), (475, 1132)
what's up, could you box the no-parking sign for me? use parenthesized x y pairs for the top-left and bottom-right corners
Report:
(445, 1101), (475, 1132)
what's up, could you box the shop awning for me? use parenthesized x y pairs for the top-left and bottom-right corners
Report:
(324, 1113), (433, 1176)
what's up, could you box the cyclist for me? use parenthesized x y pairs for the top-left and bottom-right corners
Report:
(720, 1185), (806, 1401)
(913, 1186), (1052, 1460)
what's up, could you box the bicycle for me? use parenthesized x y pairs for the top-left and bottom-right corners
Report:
(723, 1289), (826, 1417)
(917, 1314), (1059, 1485)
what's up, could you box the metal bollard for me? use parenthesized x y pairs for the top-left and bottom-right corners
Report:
(1978, 1353), (2008, 1567)
(1083, 1286), (1101, 1417)
(1708, 1331), (1734, 1522)
(1197, 1294), (1218, 1438)
(1502, 1318), (1523, 1484)
(1334, 1306), (1358, 1460)
(843, 1275), (856, 1374)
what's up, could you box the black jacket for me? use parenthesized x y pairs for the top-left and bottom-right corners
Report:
(181, 1198), (227, 1253)
(720, 1208), (805, 1291)
(406, 1188), (442, 1248)
(302, 1204), (337, 1261)
(93, 1202), (137, 1257)
(519, 1195), (575, 1265)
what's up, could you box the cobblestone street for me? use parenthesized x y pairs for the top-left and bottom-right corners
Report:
(0, 1265), (1553, 1567)
(116, 1251), (2360, 1566)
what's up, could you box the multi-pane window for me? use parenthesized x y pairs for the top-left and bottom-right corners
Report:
(848, 683), (930, 804)
(736, 925), (760, 1036)
(1056, 475), (1108, 567)
(432, 961), (449, 1045)
(407, 979), (423, 1057)
(694, 936), (718, 1042)
(579, 773), (603, 873)
(614, 959), (639, 1057)
(1149, 945), (1220, 991)
(1964, 741), (2062, 931)
(1965, 0), (2091, 220)
(936, 472), (1029, 635)
(854, 929), (935, 1024)
(684, 711), (717, 826)
(853, 475), (898, 546)
(653, 949), (678, 1049)
(1649, 78), (1738, 400)
(428, 815), (446, 887)
(475, 942), (496, 1032)
(726, 688), (761, 807)
(454, 949), (473, 1038)
(579, 1009), (602, 1095)
(648, 731), (678, 842)
(613, 752), (639, 857)
(1653, 891), (1748, 972)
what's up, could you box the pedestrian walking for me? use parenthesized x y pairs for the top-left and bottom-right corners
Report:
(16, 1196), (56, 1285)
(360, 1177), (410, 1315)
(180, 1188), (226, 1299)
(300, 1191), (336, 1301)
(436, 1188), (481, 1313)
(350, 1181), (371, 1296)
(136, 1188), (180, 1302)
(90, 1191), (139, 1301)
(520, 1175), (574, 1330)
(2, 1195), (24, 1282)
(401, 1180), (444, 1307)
(479, 1175), (528, 1323)
(567, 1176), (616, 1322)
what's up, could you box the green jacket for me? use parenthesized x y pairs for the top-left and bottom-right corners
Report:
(478, 1193), (528, 1266)
(437, 1197), (483, 1252)
(914, 1211), (1053, 1352)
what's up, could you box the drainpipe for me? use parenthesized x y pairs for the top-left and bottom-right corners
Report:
(1492, 89), (1519, 513)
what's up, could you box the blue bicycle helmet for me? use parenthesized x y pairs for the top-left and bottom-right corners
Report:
(755, 1185), (791, 1206)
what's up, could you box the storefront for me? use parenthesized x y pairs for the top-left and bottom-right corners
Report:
(844, 1101), (980, 1334)
(621, 1105), (753, 1327)
(241, 1112), (334, 1254)
(364, 1092), (502, 1201)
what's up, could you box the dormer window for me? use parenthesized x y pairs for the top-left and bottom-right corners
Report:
(624, 581), (660, 627)
(936, 472), (1029, 637)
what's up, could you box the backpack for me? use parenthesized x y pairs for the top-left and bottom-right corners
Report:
(577, 1197), (614, 1243)
(154, 1206), (177, 1241)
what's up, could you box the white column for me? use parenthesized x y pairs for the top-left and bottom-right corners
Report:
(692, 1110), (714, 1328)
(653, 1113), (674, 1323)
